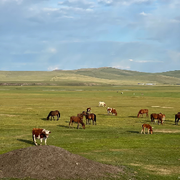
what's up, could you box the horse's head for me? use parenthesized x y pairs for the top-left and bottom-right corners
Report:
(82, 111), (86, 116)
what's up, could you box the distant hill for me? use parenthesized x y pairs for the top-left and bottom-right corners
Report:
(0, 67), (180, 86)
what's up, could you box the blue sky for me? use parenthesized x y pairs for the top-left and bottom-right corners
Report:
(0, 0), (180, 72)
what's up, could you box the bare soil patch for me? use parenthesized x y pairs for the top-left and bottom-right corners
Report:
(0, 145), (124, 180)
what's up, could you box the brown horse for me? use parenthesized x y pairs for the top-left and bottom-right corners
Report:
(47, 110), (60, 120)
(87, 107), (91, 113)
(77, 111), (86, 119)
(137, 109), (148, 118)
(151, 113), (164, 125)
(69, 115), (85, 129)
(85, 112), (96, 125)
(175, 112), (180, 125)
(141, 124), (153, 134)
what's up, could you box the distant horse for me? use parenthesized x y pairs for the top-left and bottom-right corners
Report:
(69, 115), (85, 129)
(47, 110), (60, 120)
(137, 109), (148, 118)
(107, 107), (117, 116)
(175, 112), (180, 125)
(85, 112), (96, 125)
(151, 113), (164, 125)
(141, 124), (153, 134)
(87, 107), (91, 113)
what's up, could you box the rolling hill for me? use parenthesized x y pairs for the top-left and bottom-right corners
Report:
(0, 67), (180, 86)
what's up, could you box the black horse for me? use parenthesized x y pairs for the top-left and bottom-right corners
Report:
(47, 110), (60, 120)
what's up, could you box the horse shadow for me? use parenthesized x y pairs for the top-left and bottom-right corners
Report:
(127, 131), (140, 134)
(17, 139), (34, 145)
(41, 118), (47, 121)
(57, 125), (69, 129)
(128, 116), (137, 118)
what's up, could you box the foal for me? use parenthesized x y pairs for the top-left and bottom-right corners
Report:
(141, 124), (153, 134)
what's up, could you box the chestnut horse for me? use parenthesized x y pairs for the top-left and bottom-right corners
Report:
(141, 124), (153, 134)
(69, 115), (85, 129)
(85, 112), (96, 125)
(175, 112), (180, 125)
(137, 109), (148, 118)
(77, 111), (86, 119)
(47, 110), (60, 120)
(151, 113), (164, 125)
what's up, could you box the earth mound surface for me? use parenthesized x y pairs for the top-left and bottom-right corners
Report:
(0, 145), (124, 180)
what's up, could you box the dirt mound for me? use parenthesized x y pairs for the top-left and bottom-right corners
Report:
(0, 145), (124, 180)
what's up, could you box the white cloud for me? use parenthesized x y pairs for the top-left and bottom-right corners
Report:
(48, 66), (60, 71)
(140, 11), (148, 16)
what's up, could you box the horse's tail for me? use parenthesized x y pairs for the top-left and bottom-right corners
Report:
(58, 111), (60, 119)
(94, 114), (96, 122)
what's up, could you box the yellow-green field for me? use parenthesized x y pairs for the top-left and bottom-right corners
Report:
(0, 85), (180, 180)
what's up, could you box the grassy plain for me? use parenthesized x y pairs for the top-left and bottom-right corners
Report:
(0, 85), (180, 180)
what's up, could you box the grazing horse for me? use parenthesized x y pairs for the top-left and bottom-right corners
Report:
(175, 112), (180, 125)
(47, 110), (60, 120)
(151, 113), (164, 125)
(69, 115), (85, 129)
(85, 112), (96, 125)
(141, 124), (153, 134)
(99, 101), (106, 107)
(137, 109), (148, 118)
(107, 107), (117, 116)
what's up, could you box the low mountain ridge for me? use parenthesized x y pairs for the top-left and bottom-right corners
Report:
(0, 67), (180, 85)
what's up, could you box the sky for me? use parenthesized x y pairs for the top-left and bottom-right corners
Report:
(0, 0), (180, 72)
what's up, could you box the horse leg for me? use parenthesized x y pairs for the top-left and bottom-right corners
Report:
(77, 122), (79, 129)
(176, 118), (179, 125)
(148, 128), (149, 134)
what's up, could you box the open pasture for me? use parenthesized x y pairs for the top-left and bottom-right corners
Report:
(0, 85), (180, 180)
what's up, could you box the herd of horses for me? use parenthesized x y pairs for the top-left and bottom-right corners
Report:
(137, 108), (180, 125)
(46, 106), (180, 131)
(137, 108), (180, 134)
(46, 108), (96, 129)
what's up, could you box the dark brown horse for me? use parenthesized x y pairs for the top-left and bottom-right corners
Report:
(85, 112), (96, 125)
(151, 113), (164, 125)
(69, 115), (85, 129)
(137, 109), (148, 118)
(175, 112), (180, 125)
(47, 110), (60, 120)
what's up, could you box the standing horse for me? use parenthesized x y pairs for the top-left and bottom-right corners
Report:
(69, 115), (85, 129)
(175, 112), (180, 125)
(141, 124), (153, 134)
(47, 110), (60, 120)
(87, 107), (91, 113)
(85, 113), (96, 125)
(137, 109), (148, 118)
(151, 113), (164, 125)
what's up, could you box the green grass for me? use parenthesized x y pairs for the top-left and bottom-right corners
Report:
(0, 85), (180, 180)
